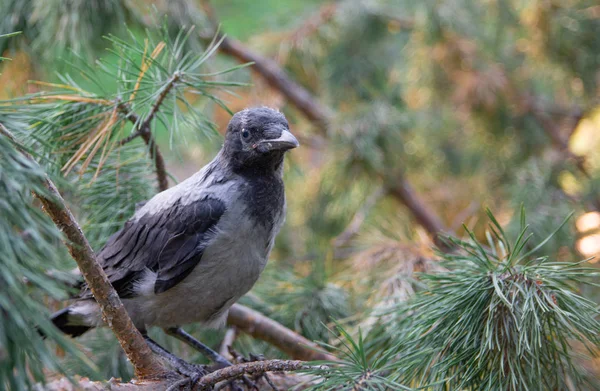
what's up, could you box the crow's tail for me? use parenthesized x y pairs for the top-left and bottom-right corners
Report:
(50, 307), (91, 338)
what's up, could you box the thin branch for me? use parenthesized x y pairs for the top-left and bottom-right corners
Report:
(197, 0), (330, 131)
(196, 360), (307, 390)
(218, 36), (330, 130)
(116, 94), (174, 192)
(0, 123), (166, 379)
(387, 174), (452, 250)
(142, 72), (181, 133)
(219, 327), (238, 359)
(227, 304), (338, 362)
(140, 130), (169, 192)
(332, 185), (386, 249)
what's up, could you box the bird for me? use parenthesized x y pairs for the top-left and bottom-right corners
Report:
(50, 107), (299, 376)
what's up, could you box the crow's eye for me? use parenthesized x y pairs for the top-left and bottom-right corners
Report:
(241, 129), (250, 139)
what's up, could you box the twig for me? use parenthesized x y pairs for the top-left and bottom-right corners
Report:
(197, 0), (330, 132)
(0, 123), (166, 379)
(142, 72), (181, 133)
(227, 304), (338, 362)
(196, 360), (306, 390)
(387, 175), (452, 251)
(140, 130), (169, 192)
(219, 327), (238, 359)
(116, 82), (179, 193)
(332, 186), (386, 249)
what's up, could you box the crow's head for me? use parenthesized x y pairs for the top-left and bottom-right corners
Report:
(223, 107), (299, 172)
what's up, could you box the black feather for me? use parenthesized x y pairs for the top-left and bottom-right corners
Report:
(80, 197), (226, 299)
(50, 308), (91, 337)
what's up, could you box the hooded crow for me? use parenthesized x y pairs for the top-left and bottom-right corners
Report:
(51, 107), (299, 375)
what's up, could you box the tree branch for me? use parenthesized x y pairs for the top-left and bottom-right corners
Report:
(387, 175), (452, 250)
(0, 123), (166, 380)
(196, 359), (307, 390)
(140, 130), (169, 191)
(197, 0), (330, 132)
(116, 95), (174, 192)
(227, 304), (338, 362)
(217, 36), (330, 131)
(219, 327), (238, 359)
(332, 185), (386, 249)
(526, 99), (589, 178)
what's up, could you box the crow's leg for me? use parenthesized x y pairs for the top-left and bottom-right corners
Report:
(165, 327), (233, 369)
(143, 334), (207, 383)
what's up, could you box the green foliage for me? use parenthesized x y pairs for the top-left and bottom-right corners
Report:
(0, 0), (134, 62)
(0, 132), (96, 390)
(389, 210), (600, 390)
(308, 211), (600, 390)
(305, 325), (410, 391)
(0, 22), (247, 387)
(2, 0), (600, 389)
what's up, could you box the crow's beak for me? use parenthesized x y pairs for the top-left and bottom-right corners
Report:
(259, 129), (299, 152)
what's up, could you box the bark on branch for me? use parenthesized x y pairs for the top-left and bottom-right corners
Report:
(197, 0), (330, 132)
(227, 304), (338, 362)
(216, 36), (330, 131)
(0, 123), (166, 380)
(387, 175), (452, 250)
(196, 359), (307, 390)
(116, 95), (174, 192)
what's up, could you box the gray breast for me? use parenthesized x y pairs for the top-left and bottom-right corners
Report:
(123, 180), (285, 330)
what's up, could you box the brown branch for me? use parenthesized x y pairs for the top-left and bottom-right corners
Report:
(219, 327), (238, 359)
(143, 73), (181, 132)
(0, 124), (166, 379)
(227, 304), (338, 362)
(332, 185), (386, 249)
(217, 36), (330, 130)
(387, 175), (452, 250)
(42, 371), (318, 391)
(116, 88), (176, 192)
(197, 0), (330, 131)
(196, 359), (306, 390)
(140, 130), (169, 191)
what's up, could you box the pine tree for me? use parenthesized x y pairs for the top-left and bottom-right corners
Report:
(1, 0), (599, 390)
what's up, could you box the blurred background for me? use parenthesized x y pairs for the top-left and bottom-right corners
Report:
(1, 0), (600, 387)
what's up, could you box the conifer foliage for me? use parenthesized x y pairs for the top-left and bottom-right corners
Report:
(1, 1), (599, 390)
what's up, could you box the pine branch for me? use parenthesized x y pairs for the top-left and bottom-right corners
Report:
(387, 175), (452, 250)
(196, 360), (306, 390)
(142, 72), (181, 134)
(227, 304), (338, 362)
(0, 123), (166, 380)
(42, 368), (318, 391)
(117, 100), (171, 192)
(140, 130), (169, 192)
(332, 185), (386, 250)
(219, 328), (238, 359)
(198, 0), (330, 131)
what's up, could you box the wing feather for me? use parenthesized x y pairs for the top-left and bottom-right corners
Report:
(80, 197), (226, 298)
